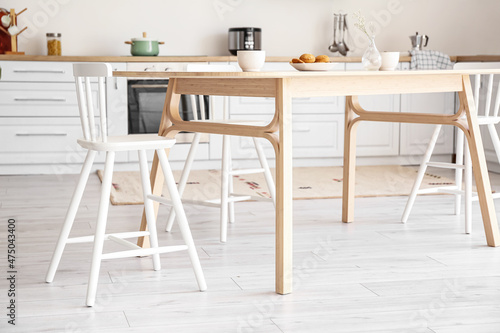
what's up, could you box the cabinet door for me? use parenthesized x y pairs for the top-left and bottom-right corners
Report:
(345, 63), (400, 157)
(399, 63), (455, 158)
(225, 114), (344, 160)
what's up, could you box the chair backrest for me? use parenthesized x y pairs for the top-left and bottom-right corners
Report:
(185, 64), (237, 120)
(73, 63), (113, 143)
(453, 62), (500, 118)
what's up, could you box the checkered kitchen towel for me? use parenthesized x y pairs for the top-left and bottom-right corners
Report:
(410, 50), (453, 70)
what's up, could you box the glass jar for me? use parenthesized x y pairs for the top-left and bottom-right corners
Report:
(46, 33), (62, 56)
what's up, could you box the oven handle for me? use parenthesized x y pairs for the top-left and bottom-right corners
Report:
(130, 84), (169, 89)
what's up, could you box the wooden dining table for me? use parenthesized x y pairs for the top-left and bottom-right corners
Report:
(114, 69), (500, 296)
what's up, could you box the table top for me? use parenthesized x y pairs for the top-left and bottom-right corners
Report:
(114, 69), (500, 79)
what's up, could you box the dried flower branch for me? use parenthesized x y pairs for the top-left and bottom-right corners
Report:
(353, 11), (375, 39)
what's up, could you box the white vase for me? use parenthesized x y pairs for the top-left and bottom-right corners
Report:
(362, 36), (382, 71)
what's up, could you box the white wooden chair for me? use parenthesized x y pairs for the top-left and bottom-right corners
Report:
(45, 63), (206, 307)
(402, 62), (500, 233)
(165, 64), (276, 243)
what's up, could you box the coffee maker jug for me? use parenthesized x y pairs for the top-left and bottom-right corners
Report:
(409, 32), (429, 51)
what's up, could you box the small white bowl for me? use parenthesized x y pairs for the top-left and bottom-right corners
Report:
(237, 50), (266, 72)
(380, 52), (400, 71)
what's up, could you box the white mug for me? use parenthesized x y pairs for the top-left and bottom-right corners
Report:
(1, 14), (11, 28)
(380, 52), (400, 71)
(237, 50), (266, 72)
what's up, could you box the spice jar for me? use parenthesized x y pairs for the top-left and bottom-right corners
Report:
(46, 33), (62, 56)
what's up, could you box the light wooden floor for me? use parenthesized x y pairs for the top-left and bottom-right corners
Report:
(2, 169), (500, 333)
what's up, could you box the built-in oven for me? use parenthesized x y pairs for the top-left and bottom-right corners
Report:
(126, 63), (210, 143)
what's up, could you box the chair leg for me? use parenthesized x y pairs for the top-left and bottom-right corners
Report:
(220, 135), (230, 243)
(402, 125), (442, 223)
(46, 150), (97, 283)
(166, 133), (202, 232)
(487, 123), (500, 165)
(464, 144), (472, 234)
(86, 151), (115, 307)
(455, 129), (465, 215)
(138, 149), (161, 270)
(227, 140), (235, 224)
(253, 137), (276, 206)
(156, 148), (207, 291)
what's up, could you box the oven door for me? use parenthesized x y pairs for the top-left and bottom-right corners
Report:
(127, 79), (210, 142)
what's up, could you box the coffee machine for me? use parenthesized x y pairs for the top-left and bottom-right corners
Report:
(228, 27), (262, 55)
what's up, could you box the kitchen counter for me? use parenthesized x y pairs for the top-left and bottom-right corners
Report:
(1, 54), (500, 63)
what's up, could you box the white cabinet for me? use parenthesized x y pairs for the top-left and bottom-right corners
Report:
(0, 59), (457, 174)
(345, 63), (401, 157)
(0, 61), (127, 174)
(224, 62), (346, 162)
(399, 62), (455, 161)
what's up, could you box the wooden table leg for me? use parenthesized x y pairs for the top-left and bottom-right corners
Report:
(275, 78), (293, 294)
(459, 75), (500, 247)
(342, 96), (361, 223)
(136, 152), (163, 248)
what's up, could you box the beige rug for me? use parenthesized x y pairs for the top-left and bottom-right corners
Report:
(97, 165), (457, 206)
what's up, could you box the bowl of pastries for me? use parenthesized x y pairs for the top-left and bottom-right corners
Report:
(289, 54), (339, 71)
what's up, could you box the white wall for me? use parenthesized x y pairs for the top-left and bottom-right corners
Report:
(3, 0), (500, 57)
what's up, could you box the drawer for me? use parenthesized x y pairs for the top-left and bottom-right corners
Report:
(0, 61), (75, 82)
(0, 118), (127, 164)
(0, 82), (98, 117)
(0, 118), (86, 153)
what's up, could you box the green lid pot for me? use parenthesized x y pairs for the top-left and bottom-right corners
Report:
(125, 32), (164, 56)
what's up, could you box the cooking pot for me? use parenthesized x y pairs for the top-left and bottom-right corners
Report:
(125, 32), (164, 56)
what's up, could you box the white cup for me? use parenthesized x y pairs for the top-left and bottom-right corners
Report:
(8, 25), (20, 36)
(237, 50), (266, 72)
(1, 14), (11, 28)
(380, 52), (400, 71)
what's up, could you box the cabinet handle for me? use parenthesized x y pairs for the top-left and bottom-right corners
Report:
(130, 84), (169, 89)
(16, 133), (68, 137)
(13, 69), (66, 74)
(292, 127), (311, 132)
(14, 98), (67, 102)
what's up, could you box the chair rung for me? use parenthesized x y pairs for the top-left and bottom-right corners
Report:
(436, 188), (465, 195)
(108, 235), (141, 250)
(230, 192), (273, 202)
(229, 168), (265, 176)
(181, 195), (253, 207)
(101, 245), (188, 260)
(67, 231), (150, 244)
(469, 192), (500, 202)
(228, 195), (252, 202)
(426, 161), (465, 169)
(181, 198), (221, 207)
(148, 194), (173, 206)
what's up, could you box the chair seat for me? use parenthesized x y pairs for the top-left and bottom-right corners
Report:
(78, 134), (175, 152)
